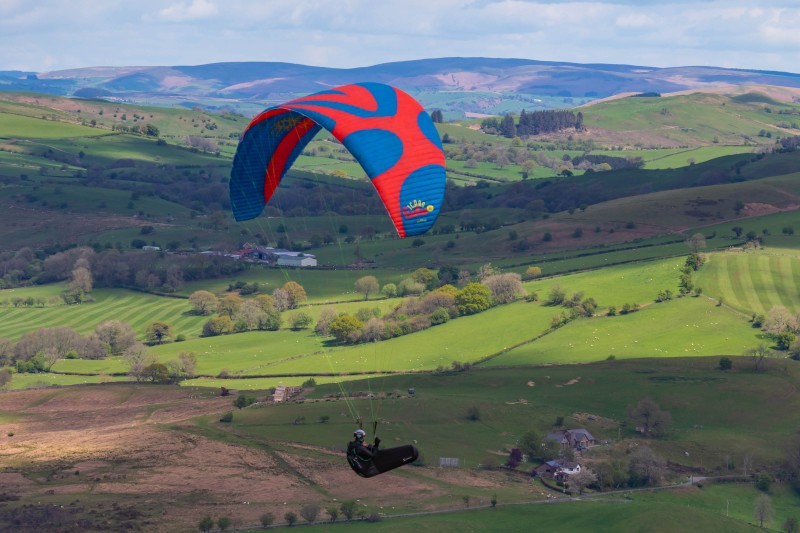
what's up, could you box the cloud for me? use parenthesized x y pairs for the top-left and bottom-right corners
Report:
(157, 0), (218, 22)
(0, 1), (799, 74)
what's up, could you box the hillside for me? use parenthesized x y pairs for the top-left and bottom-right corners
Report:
(5, 57), (800, 117)
(2, 88), (800, 259)
(3, 80), (800, 532)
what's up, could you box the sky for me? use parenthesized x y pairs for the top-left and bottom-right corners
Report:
(2, 0), (800, 74)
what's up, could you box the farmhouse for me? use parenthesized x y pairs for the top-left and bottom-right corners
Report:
(534, 459), (582, 481)
(545, 428), (596, 451)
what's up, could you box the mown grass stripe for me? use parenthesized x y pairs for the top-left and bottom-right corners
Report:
(742, 255), (772, 313)
(713, 255), (742, 311)
(756, 255), (783, 310)
(773, 255), (796, 309)
(727, 254), (760, 314)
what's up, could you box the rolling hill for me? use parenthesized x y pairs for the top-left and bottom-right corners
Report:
(4, 57), (800, 117)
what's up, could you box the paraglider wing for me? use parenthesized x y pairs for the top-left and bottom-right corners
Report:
(230, 83), (446, 237)
(348, 444), (419, 478)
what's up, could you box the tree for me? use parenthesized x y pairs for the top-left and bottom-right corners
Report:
(547, 285), (566, 305)
(217, 294), (243, 318)
(517, 430), (545, 463)
(507, 448), (523, 469)
(198, 515), (214, 533)
(189, 290), (218, 315)
(754, 494), (774, 528)
(314, 307), (338, 336)
(281, 281), (307, 309)
(569, 468), (597, 494)
(355, 275), (379, 300)
(466, 406), (481, 421)
(732, 226), (744, 238)
(381, 283), (397, 298)
(70, 265), (93, 293)
(285, 511), (298, 526)
(340, 500), (356, 521)
(745, 344), (772, 372)
(167, 352), (197, 381)
(144, 321), (172, 345)
(756, 472), (773, 492)
(289, 311), (313, 330)
(234, 393), (256, 409)
(326, 507), (339, 522)
(300, 504), (320, 523)
(687, 233), (706, 253)
(719, 357), (733, 371)
(763, 305), (796, 335)
(123, 343), (157, 381)
(234, 299), (267, 331)
(217, 517), (232, 531)
(202, 316), (234, 336)
(329, 315), (364, 344)
(141, 363), (170, 383)
(94, 320), (136, 356)
(455, 283), (492, 315)
(784, 517), (798, 533)
(0, 368), (11, 389)
(0, 337), (12, 366)
(628, 445), (666, 486)
(523, 266), (542, 280)
(627, 397), (671, 438)
(412, 267), (438, 290)
(482, 273), (525, 304)
(260, 513), (275, 527)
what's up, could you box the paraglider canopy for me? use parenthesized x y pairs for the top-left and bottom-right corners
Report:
(230, 82), (446, 238)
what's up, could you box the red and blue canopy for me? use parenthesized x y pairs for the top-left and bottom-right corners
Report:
(230, 82), (446, 237)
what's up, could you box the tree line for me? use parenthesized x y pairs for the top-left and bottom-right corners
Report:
(481, 109), (583, 138)
(1, 245), (247, 292)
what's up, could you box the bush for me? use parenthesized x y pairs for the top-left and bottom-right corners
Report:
(260, 513), (275, 527)
(756, 472), (773, 492)
(430, 307), (450, 325)
(466, 406), (481, 421)
(234, 394), (256, 409)
(219, 411), (233, 423)
(719, 357), (733, 371)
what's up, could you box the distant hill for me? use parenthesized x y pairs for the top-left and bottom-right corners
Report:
(5, 57), (800, 116)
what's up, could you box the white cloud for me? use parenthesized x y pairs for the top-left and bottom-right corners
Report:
(157, 0), (218, 22)
(1, 1), (800, 74)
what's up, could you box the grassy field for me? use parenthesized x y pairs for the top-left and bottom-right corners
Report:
(581, 91), (800, 146)
(230, 357), (800, 470)
(3, 361), (799, 532)
(0, 287), (205, 341)
(695, 247), (800, 315)
(236, 483), (794, 533)
(487, 296), (761, 365)
(0, 253), (765, 389)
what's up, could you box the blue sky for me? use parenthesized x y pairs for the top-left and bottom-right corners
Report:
(2, 0), (799, 73)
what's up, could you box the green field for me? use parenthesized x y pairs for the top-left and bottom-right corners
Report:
(696, 248), (800, 315)
(0, 287), (205, 341)
(488, 296), (761, 365)
(262, 482), (794, 533)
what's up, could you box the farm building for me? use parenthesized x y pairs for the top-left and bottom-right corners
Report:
(244, 245), (317, 267)
(534, 459), (582, 481)
(277, 254), (317, 267)
(272, 385), (303, 402)
(545, 428), (596, 451)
